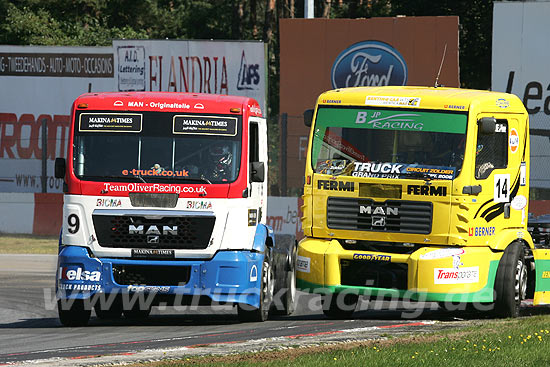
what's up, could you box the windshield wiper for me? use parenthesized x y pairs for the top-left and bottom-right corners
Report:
(134, 175), (147, 183)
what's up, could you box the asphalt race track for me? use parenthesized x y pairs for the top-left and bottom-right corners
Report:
(0, 254), (547, 366)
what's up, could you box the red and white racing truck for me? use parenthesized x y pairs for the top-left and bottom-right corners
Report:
(54, 92), (296, 326)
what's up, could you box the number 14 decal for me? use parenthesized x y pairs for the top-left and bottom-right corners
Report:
(494, 174), (510, 203)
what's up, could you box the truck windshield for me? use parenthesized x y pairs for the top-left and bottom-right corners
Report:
(311, 107), (467, 180)
(73, 111), (242, 184)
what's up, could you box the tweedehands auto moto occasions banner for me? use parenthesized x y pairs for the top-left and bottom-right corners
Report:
(0, 41), (267, 194)
(492, 1), (550, 189)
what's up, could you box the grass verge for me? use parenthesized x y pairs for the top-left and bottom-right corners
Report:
(130, 315), (550, 367)
(0, 234), (58, 254)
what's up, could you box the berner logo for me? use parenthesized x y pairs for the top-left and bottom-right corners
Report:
(331, 40), (407, 89)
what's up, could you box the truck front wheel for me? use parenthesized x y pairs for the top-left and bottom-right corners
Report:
(58, 299), (91, 327)
(237, 254), (274, 322)
(494, 242), (528, 318)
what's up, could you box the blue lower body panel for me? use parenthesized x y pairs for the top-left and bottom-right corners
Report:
(56, 246), (264, 308)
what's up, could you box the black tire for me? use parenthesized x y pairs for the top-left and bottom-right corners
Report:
(322, 293), (358, 319)
(94, 297), (123, 320)
(238, 253), (274, 322)
(494, 242), (528, 318)
(272, 246), (297, 316)
(58, 299), (91, 327)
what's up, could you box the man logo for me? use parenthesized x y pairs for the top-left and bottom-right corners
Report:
(147, 235), (160, 244)
(372, 216), (386, 227)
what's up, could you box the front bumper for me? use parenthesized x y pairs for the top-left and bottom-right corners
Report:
(296, 238), (502, 303)
(56, 245), (264, 308)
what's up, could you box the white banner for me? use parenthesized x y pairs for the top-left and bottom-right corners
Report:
(492, 2), (550, 189)
(113, 40), (267, 115)
(0, 45), (115, 193)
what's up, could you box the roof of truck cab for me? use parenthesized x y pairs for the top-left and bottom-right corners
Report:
(73, 92), (262, 115)
(317, 86), (526, 114)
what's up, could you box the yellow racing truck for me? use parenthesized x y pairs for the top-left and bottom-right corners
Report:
(297, 86), (550, 318)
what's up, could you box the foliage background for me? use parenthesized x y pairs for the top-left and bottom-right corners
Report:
(0, 0), (493, 192)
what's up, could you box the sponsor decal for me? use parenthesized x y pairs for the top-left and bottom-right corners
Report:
(356, 111), (423, 130)
(250, 265), (258, 282)
(434, 266), (479, 284)
(352, 162), (403, 177)
(96, 198), (122, 208)
(58, 267), (101, 282)
(365, 96), (420, 107)
(407, 185), (447, 196)
(131, 249), (175, 259)
(114, 100), (124, 107)
(511, 195), (527, 210)
(496, 98), (510, 109)
(317, 180), (355, 191)
(420, 248), (465, 260)
(542, 271), (550, 279)
(186, 200), (213, 210)
(102, 183), (207, 195)
(322, 99), (342, 104)
(127, 285), (170, 293)
(509, 128), (519, 153)
(79, 113), (142, 132)
(452, 255), (463, 269)
(405, 166), (455, 180)
(57, 284), (102, 291)
(249, 104), (262, 116)
(248, 209), (258, 226)
(331, 40), (407, 88)
(495, 123), (507, 133)
(297, 255), (310, 273)
(468, 226), (496, 236)
(444, 104), (466, 110)
(122, 168), (189, 177)
(353, 253), (391, 261)
(173, 115), (237, 136)
(237, 50), (261, 90)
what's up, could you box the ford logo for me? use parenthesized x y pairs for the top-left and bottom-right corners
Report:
(331, 40), (408, 88)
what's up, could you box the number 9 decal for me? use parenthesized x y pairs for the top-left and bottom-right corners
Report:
(67, 214), (80, 234)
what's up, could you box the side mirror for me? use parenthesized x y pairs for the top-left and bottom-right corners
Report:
(55, 158), (66, 179)
(303, 109), (314, 127)
(478, 117), (496, 134)
(250, 162), (265, 183)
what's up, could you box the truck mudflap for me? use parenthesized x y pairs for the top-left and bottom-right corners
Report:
(296, 238), (504, 303)
(56, 245), (265, 308)
(533, 248), (550, 305)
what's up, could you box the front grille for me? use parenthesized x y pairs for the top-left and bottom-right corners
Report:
(129, 193), (178, 208)
(341, 241), (423, 254)
(113, 264), (190, 286)
(327, 197), (432, 234)
(341, 259), (408, 290)
(93, 214), (215, 249)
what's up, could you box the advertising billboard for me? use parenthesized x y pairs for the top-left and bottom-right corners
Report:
(279, 17), (460, 191)
(492, 2), (550, 189)
(113, 40), (267, 115)
(0, 46), (114, 193)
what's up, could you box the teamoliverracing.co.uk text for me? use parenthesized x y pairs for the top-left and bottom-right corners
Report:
(103, 183), (207, 194)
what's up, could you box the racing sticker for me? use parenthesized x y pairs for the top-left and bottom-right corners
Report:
(365, 96), (421, 107)
(509, 128), (519, 153)
(353, 253), (391, 261)
(297, 255), (311, 273)
(494, 174), (510, 203)
(434, 266), (479, 284)
(352, 162), (455, 180)
(420, 248), (464, 260)
(79, 113), (142, 132)
(248, 209), (258, 226)
(173, 115), (237, 136)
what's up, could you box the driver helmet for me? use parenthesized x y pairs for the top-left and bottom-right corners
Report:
(208, 143), (232, 180)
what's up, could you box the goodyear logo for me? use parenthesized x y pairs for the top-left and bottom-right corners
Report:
(542, 271), (550, 279)
(353, 253), (391, 261)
